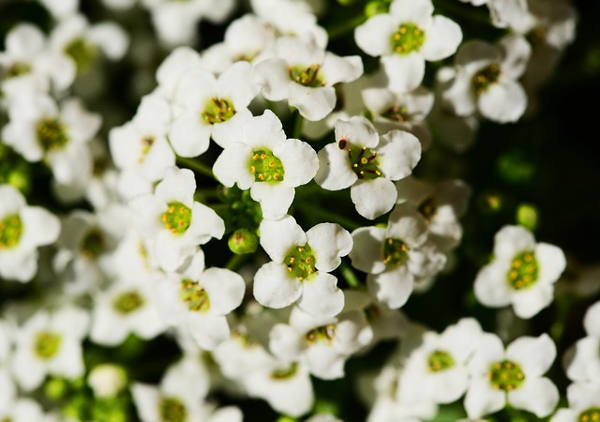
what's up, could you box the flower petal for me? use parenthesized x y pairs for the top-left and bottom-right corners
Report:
(377, 130), (421, 181)
(201, 268), (245, 315)
(422, 16), (462, 61)
(350, 178), (398, 220)
(299, 272), (344, 318)
(288, 84), (336, 122)
(259, 215), (306, 262)
(349, 226), (387, 274)
(307, 223), (353, 272)
(507, 377), (558, 417)
(354, 14), (396, 57)
(253, 262), (303, 308)
(382, 53), (426, 94)
(506, 334), (556, 377)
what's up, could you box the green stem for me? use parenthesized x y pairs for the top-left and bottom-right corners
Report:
(327, 14), (367, 40)
(176, 156), (216, 180)
(225, 253), (249, 271)
(296, 203), (361, 230)
(292, 111), (304, 139)
(340, 263), (363, 289)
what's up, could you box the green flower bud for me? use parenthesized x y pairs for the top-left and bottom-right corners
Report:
(516, 203), (538, 231)
(228, 228), (259, 254)
(45, 377), (68, 400)
(365, 1), (388, 17)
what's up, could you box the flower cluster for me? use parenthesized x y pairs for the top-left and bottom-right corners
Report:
(0, 0), (586, 421)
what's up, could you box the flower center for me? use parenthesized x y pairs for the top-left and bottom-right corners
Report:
(138, 136), (155, 163)
(3, 61), (31, 79)
(381, 105), (410, 122)
(488, 360), (525, 391)
(180, 279), (210, 312)
(507, 251), (538, 290)
(36, 118), (69, 152)
(383, 238), (409, 267)
(472, 63), (501, 95)
(0, 214), (23, 250)
(285, 244), (316, 281)
(112, 290), (145, 314)
(427, 350), (455, 372)
(34, 331), (62, 360)
(305, 324), (336, 344)
(288, 64), (325, 88)
(159, 397), (187, 422)
(201, 97), (236, 125)
(391, 23), (426, 55)
(161, 202), (192, 235)
(578, 408), (600, 422)
(418, 197), (437, 222)
(340, 142), (383, 179)
(81, 228), (105, 259)
(249, 149), (285, 183)
(64, 38), (97, 73)
(270, 362), (298, 380)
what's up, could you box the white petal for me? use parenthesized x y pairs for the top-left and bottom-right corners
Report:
(217, 61), (259, 108)
(189, 202), (225, 243)
(212, 143), (254, 189)
(131, 384), (160, 422)
(390, 0), (434, 25)
(155, 167), (196, 206)
(377, 130), (421, 181)
(478, 80), (527, 123)
(442, 71), (477, 116)
(275, 138), (319, 187)
(474, 262), (513, 307)
(494, 225), (536, 259)
(354, 14), (396, 57)
(321, 54), (363, 85)
(250, 183), (295, 220)
(314, 143), (357, 191)
(243, 109), (286, 149)
(335, 116), (379, 148)
(349, 226), (386, 273)
(188, 314), (230, 350)
(506, 334), (556, 377)
(499, 34), (531, 79)
(20, 206), (60, 247)
(299, 272), (344, 318)
(6, 24), (44, 58)
(253, 262), (303, 308)
(535, 243), (566, 284)
(511, 283), (554, 319)
(200, 268), (245, 315)
(468, 333), (505, 375)
(507, 377), (558, 417)
(382, 54), (426, 93)
(367, 267), (414, 309)
(288, 85), (336, 122)
(431, 366), (469, 404)
(255, 58), (290, 101)
(259, 215), (306, 262)
(422, 16), (462, 61)
(168, 112), (211, 158)
(210, 108), (252, 149)
(464, 378), (506, 418)
(584, 301), (600, 337)
(307, 223), (353, 272)
(350, 178), (398, 220)
(88, 22), (128, 60)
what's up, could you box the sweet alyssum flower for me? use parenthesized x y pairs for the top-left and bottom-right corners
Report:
(0, 184), (60, 282)
(315, 116), (422, 220)
(565, 301), (600, 383)
(551, 382), (600, 422)
(474, 225), (566, 319)
(254, 36), (363, 121)
(442, 35), (532, 123)
(465, 333), (559, 418)
(0, 23), (75, 98)
(354, 0), (462, 93)
(213, 110), (319, 220)
(349, 204), (446, 309)
(109, 93), (175, 199)
(90, 278), (166, 346)
(169, 61), (258, 155)
(157, 251), (246, 350)
(269, 306), (373, 380)
(398, 318), (483, 405)
(130, 167), (225, 271)
(254, 215), (352, 318)
(12, 306), (89, 391)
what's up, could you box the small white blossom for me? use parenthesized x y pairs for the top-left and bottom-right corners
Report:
(315, 116), (421, 219)
(565, 301), (600, 383)
(551, 382), (600, 422)
(474, 225), (566, 319)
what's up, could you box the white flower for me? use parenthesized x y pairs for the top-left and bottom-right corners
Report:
(156, 251), (245, 350)
(254, 36), (363, 121)
(315, 116), (421, 219)
(0, 398), (51, 422)
(349, 204), (446, 308)
(38, 0), (78, 20)
(0, 184), (60, 282)
(130, 167), (225, 271)
(2, 93), (100, 184)
(90, 278), (166, 346)
(213, 110), (319, 220)
(354, 0), (462, 93)
(0, 23), (75, 98)
(50, 14), (128, 73)
(551, 382), (600, 422)
(442, 35), (531, 123)
(464, 333), (559, 418)
(242, 358), (315, 417)
(169, 61), (258, 155)
(155, 47), (203, 102)
(269, 306), (373, 380)
(398, 318), (483, 405)
(201, 14), (276, 73)
(12, 306), (89, 391)
(254, 215), (351, 317)
(109, 93), (176, 197)
(474, 225), (566, 319)
(565, 301), (600, 383)
(362, 86), (435, 149)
